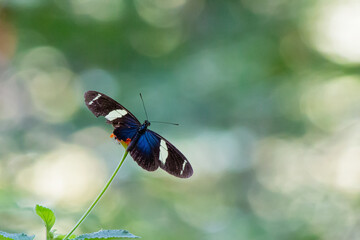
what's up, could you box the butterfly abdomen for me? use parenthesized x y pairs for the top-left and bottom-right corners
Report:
(125, 132), (141, 152)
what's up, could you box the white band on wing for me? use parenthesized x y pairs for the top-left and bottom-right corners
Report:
(105, 109), (128, 121)
(159, 139), (168, 165)
(88, 93), (101, 105)
(180, 160), (187, 175)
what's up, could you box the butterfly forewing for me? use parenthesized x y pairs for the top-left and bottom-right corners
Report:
(151, 130), (193, 178)
(85, 91), (140, 128)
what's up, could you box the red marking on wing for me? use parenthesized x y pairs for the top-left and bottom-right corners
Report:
(111, 133), (131, 148)
(111, 133), (122, 143)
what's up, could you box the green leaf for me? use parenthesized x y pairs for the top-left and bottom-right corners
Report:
(74, 230), (139, 240)
(35, 204), (56, 231)
(0, 231), (34, 240)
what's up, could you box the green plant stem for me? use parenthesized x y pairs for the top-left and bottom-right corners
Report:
(63, 150), (129, 240)
(46, 228), (51, 240)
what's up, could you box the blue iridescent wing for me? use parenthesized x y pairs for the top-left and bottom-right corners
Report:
(130, 130), (161, 172)
(112, 125), (138, 144)
(85, 91), (140, 128)
(131, 130), (193, 178)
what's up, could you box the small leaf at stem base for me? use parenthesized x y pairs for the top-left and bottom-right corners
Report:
(35, 205), (56, 231)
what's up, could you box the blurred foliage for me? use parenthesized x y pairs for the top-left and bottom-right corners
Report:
(1, 0), (360, 239)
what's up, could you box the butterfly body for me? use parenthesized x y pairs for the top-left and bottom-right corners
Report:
(84, 91), (193, 178)
(122, 120), (150, 152)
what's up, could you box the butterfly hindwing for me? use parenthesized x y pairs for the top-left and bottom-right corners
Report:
(85, 91), (140, 128)
(113, 125), (138, 143)
(130, 131), (160, 172)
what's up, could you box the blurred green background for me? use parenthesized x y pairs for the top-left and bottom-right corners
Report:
(1, 0), (360, 239)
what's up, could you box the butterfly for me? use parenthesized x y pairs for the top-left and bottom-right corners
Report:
(84, 91), (193, 178)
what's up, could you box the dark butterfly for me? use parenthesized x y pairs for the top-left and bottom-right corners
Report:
(84, 91), (193, 178)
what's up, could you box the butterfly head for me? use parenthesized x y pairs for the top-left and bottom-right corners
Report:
(138, 120), (151, 134)
(144, 120), (151, 127)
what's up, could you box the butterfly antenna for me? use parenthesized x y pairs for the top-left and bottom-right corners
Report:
(151, 121), (179, 126)
(139, 93), (149, 120)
